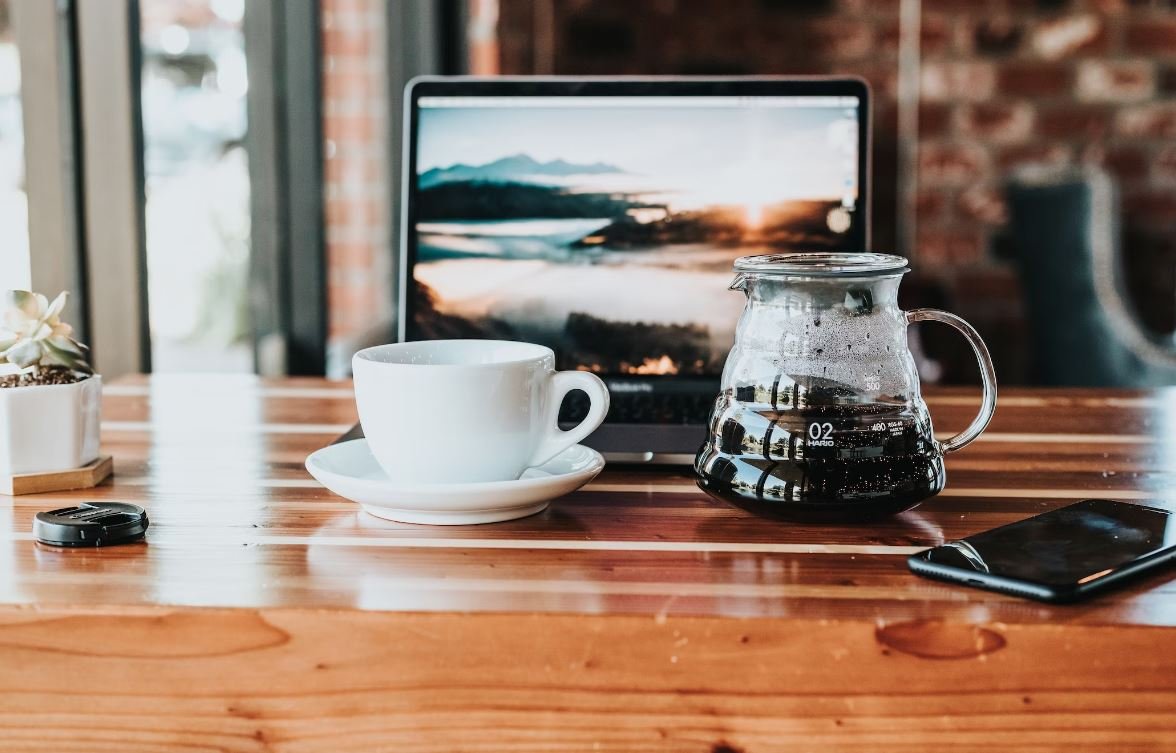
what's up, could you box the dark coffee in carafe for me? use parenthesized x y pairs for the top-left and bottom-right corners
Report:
(696, 378), (945, 521)
(694, 253), (996, 522)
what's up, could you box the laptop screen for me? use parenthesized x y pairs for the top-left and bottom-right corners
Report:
(407, 91), (866, 378)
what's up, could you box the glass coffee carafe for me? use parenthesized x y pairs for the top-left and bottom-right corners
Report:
(695, 253), (997, 522)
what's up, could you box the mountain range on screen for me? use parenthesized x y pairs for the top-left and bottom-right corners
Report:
(419, 154), (625, 188)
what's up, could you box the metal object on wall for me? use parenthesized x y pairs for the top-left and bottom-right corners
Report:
(1086, 167), (1176, 370)
(1006, 164), (1176, 386)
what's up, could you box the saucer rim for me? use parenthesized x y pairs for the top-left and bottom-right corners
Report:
(358, 501), (549, 526)
(305, 439), (605, 493)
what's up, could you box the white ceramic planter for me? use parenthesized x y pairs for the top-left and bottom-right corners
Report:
(0, 375), (102, 476)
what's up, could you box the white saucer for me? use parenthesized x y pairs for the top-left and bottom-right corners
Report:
(305, 439), (605, 525)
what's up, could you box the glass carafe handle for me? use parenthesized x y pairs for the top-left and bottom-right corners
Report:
(906, 309), (998, 454)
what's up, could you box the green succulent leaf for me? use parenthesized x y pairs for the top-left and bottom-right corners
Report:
(42, 339), (92, 373)
(47, 334), (84, 357)
(7, 290), (38, 317)
(6, 339), (44, 369)
(2, 308), (26, 334)
(2, 289), (92, 374)
(45, 291), (67, 320)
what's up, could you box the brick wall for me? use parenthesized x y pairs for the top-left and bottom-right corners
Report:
(916, 0), (1176, 344)
(494, 0), (1176, 383)
(320, 0), (391, 350)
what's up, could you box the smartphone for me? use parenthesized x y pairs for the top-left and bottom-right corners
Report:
(908, 499), (1176, 603)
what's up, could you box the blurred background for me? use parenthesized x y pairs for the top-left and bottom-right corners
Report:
(1, 0), (1174, 387)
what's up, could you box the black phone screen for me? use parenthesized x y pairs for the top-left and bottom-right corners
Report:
(916, 499), (1176, 589)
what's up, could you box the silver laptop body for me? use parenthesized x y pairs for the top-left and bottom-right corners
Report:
(400, 76), (871, 463)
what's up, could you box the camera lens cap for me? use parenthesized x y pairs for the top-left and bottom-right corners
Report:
(33, 503), (149, 547)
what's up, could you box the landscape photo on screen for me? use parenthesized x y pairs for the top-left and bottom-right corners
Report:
(412, 98), (860, 376)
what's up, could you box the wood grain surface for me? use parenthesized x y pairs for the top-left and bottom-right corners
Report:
(0, 455), (112, 496)
(2, 374), (1175, 751)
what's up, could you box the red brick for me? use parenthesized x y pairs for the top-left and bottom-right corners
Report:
(949, 15), (972, 55)
(1114, 103), (1176, 137)
(330, 243), (375, 269)
(324, 10), (371, 33)
(496, 0), (535, 76)
(970, 17), (1025, 56)
(1123, 190), (1176, 223)
(325, 153), (381, 184)
(1155, 146), (1176, 183)
(324, 0), (370, 15)
(837, 0), (902, 11)
(327, 197), (380, 229)
(996, 143), (1072, 171)
(1037, 105), (1111, 139)
(955, 102), (1034, 143)
(328, 320), (353, 339)
(918, 142), (989, 187)
(326, 197), (357, 225)
(323, 113), (375, 142)
(878, 14), (951, 57)
(1102, 145), (1151, 181)
(1030, 13), (1107, 60)
(324, 0), (388, 343)
(1161, 64), (1176, 95)
(996, 62), (1072, 97)
(949, 267), (1021, 302)
(922, 15), (954, 57)
(835, 64), (898, 99)
(1089, 0), (1130, 12)
(354, 197), (381, 227)
(914, 190), (948, 221)
(329, 272), (377, 301)
(322, 27), (371, 57)
(871, 101), (900, 134)
(920, 0), (987, 12)
(918, 102), (953, 137)
(323, 66), (375, 100)
(958, 186), (1008, 225)
(806, 18), (875, 61)
(1076, 60), (1156, 102)
(916, 225), (988, 266)
(1125, 17), (1176, 56)
(325, 197), (351, 227)
(920, 61), (996, 101)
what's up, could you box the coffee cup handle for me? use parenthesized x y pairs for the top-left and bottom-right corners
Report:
(529, 370), (611, 469)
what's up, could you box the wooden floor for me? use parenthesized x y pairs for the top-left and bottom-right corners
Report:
(1, 375), (1175, 751)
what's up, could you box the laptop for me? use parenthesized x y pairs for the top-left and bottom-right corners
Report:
(399, 77), (871, 463)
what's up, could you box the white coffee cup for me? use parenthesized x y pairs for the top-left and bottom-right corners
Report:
(352, 340), (610, 484)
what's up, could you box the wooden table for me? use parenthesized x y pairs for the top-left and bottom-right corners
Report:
(2, 375), (1175, 751)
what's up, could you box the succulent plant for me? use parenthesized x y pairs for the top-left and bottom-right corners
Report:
(0, 290), (93, 375)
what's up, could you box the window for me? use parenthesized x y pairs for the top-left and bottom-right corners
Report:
(0, 0), (28, 289)
(139, 0), (252, 371)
